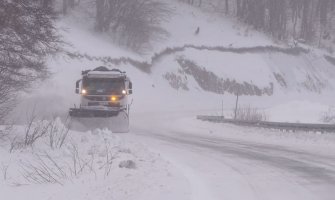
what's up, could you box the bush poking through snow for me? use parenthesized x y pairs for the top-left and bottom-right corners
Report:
(119, 160), (136, 169)
(9, 117), (69, 152)
(234, 105), (267, 122)
(20, 154), (67, 185)
(99, 140), (118, 178)
(0, 125), (12, 142)
(19, 148), (96, 185)
(163, 72), (189, 91)
(49, 117), (70, 149)
(3, 125), (136, 185)
(320, 107), (335, 124)
(1, 163), (9, 181)
(24, 119), (52, 147)
(9, 117), (53, 152)
(68, 143), (96, 178)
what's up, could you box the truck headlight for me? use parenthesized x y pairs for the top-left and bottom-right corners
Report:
(111, 96), (117, 102)
(122, 90), (126, 95)
(81, 89), (87, 95)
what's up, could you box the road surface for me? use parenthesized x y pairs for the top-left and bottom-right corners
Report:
(123, 112), (335, 200)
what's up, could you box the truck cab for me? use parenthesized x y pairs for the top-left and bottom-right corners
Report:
(70, 66), (132, 118)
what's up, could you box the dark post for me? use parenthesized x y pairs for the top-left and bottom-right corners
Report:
(234, 91), (239, 120)
(63, 0), (68, 15)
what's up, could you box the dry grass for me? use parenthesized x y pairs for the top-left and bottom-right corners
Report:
(320, 107), (335, 124)
(9, 116), (70, 153)
(1, 163), (9, 181)
(234, 105), (267, 122)
(49, 117), (70, 149)
(0, 125), (12, 142)
(19, 153), (67, 185)
(19, 145), (97, 185)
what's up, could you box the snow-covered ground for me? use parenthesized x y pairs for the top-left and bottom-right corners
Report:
(127, 111), (335, 200)
(2, 0), (335, 199)
(0, 121), (190, 200)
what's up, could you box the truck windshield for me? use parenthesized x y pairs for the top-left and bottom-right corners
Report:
(83, 78), (125, 95)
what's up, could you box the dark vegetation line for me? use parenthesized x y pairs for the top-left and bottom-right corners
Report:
(324, 55), (335, 66)
(173, 58), (274, 96)
(67, 45), (335, 96)
(66, 44), (310, 73)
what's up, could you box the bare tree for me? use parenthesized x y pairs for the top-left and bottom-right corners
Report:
(0, 0), (61, 122)
(94, 0), (171, 51)
(183, 0), (335, 49)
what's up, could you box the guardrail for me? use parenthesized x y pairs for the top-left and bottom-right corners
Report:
(197, 115), (335, 133)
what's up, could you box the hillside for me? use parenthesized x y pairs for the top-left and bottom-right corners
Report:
(9, 0), (335, 123)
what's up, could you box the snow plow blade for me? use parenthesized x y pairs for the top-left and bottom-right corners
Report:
(69, 108), (119, 118)
(69, 108), (129, 133)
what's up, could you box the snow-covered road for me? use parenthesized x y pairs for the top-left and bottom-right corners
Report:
(123, 112), (335, 200)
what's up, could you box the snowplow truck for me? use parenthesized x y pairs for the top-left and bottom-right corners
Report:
(69, 66), (133, 132)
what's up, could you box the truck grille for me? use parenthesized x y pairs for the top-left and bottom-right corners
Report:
(88, 102), (120, 107)
(84, 96), (109, 101)
(84, 96), (124, 101)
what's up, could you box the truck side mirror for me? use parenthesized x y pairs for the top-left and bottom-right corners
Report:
(75, 79), (81, 94)
(128, 81), (133, 94)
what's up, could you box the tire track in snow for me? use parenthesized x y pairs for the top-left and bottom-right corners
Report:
(128, 125), (335, 200)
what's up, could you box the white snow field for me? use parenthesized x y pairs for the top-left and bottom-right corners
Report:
(2, 1), (335, 200)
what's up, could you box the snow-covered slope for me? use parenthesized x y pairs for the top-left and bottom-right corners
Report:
(9, 0), (335, 123)
(60, 0), (272, 57)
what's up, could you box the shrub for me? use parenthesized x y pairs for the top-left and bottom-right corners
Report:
(320, 106), (335, 124)
(234, 105), (267, 122)
(9, 116), (69, 152)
